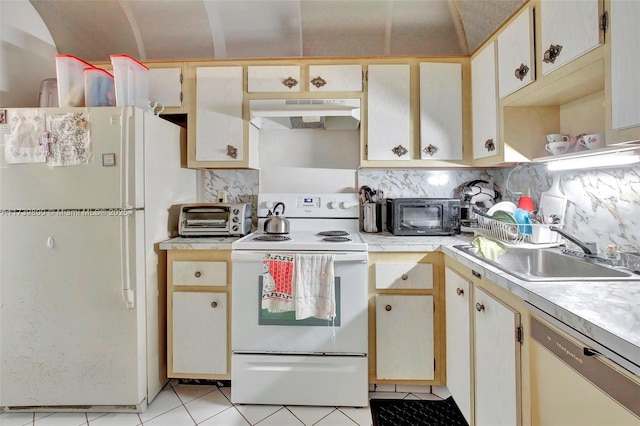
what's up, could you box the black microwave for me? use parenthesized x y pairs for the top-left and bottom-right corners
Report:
(386, 198), (461, 236)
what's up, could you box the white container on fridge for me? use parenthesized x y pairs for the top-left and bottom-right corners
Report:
(55, 54), (94, 107)
(110, 54), (150, 110)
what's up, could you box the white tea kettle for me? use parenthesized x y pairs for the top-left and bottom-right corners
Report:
(263, 202), (290, 234)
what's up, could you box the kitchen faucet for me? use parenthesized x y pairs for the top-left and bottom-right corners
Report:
(549, 226), (595, 256)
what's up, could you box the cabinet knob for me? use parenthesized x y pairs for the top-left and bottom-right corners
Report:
(423, 144), (439, 157)
(401, 273), (408, 281)
(476, 302), (485, 312)
(543, 44), (563, 64)
(211, 301), (218, 308)
(514, 63), (529, 81)
(484, 139), (495, 152)
(456, 288), (464, 296)
(310, 76), (327, 88)
(226, 144), (238, 159)
(194, 271), (202, 278)
(391, 144), (408, 157)
(385, 304), (392, 312)
(282, 76), (299, 89)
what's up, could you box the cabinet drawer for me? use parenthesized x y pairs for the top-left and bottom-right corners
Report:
(308, 65), (362, 92)
(375, 263), (433, 289)
(247, 66), (301, 92)
(173, 261), (227, 286)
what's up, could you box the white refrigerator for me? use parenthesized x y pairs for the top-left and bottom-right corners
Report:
(0, 106), (196, 411)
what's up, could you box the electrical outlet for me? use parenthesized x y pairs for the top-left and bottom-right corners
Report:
(217, 189), (227, 203)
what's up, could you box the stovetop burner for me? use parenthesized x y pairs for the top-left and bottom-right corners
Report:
(317, 230), (350, 237)
(322, 236), (352, 242)
(253, 235), (291, 242)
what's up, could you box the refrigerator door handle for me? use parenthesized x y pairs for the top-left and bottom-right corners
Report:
(121, 210), (135, 309)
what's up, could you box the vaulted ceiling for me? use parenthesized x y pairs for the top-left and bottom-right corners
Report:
(30, 0), (525, 62)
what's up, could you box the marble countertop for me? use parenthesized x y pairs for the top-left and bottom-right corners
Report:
(159, 236), (240, 250)
(442, 245), (640, 371)
(362, 231), (474, 252)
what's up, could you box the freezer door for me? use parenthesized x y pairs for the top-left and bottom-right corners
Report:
(0, 213), (146, 408)
(0, 107), (141, 210)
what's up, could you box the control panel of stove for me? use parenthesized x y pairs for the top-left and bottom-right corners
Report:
(259, 193), (360, 218)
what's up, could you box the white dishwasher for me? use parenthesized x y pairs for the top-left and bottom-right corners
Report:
(527, 304), (640, 425)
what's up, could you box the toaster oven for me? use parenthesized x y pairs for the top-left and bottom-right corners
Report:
(178, 203), (252, 236)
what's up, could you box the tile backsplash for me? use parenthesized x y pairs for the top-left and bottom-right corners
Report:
(201, 164), (640, 253)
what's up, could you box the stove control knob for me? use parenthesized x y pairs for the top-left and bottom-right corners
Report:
(340, 201), (355, 209)
(232, 216), (239, 223)
(232, 225), (239, 232)
(328, 201), (339, 209)
(265, 201), (275, 209)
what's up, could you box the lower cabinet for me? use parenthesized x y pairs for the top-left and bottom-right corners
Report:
(445, 257), (527, 426)
(376, 294), (434, 380)
(370, 252), (443, 384)
(167, 250), (231, 379)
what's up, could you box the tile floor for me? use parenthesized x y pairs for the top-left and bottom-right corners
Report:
(0, 382), (450, 426)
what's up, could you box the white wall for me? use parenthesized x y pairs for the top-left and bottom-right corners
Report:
(0, 0), (57, 107)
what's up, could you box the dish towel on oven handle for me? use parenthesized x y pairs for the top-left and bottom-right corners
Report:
(262, 253), (295, 313)
(294, 253), (336, 321)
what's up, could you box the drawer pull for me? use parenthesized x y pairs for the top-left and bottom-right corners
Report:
(385, 304), (392, 312)
(194, 271), (202, 278)
(472, 270), (481, 279)
(401, 273), (408, 281)
(391, 144), (408, 157)
(211, 301), (218, 308)
(476, 302), (485, 312)
(484, 139), (495, 152)
(456, 288), (464, 296)
(282, 76), (299, 89)
(310, 76), (327, 88)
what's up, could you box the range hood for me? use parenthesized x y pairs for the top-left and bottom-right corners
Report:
(250, 99), (361, 130)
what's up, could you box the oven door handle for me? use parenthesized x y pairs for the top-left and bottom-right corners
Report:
(231, 251), (367, 263)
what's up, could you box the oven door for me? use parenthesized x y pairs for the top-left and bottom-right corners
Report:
(396, 202), (444, 234)
(231, 250), (368, 355)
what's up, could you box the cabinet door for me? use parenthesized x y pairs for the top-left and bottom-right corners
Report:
(471, 41), (499, 160)
(540, 0), (603, 76)
(497, 7), (535, 98)
(247, 65), (301, 92)
(474, 287), (521, 426)
(445, 268), (472, 425)
(149, 67), (182, 108)
(419, 62), (463, 160)
(308, 65), (362, 92)
(367, 64), (411, 161)
(195, 66), (244, 162)
(610, 0), (640, 131)
(172, 292), (227, 375)
(376, 295), (434, 380)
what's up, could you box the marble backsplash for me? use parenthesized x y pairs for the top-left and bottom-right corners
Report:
(201, 164), (640, 254)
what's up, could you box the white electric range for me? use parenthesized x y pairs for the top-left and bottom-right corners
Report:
(230, 193), (369, 407)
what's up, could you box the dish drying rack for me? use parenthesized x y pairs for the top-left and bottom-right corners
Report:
(474, 210), (564, 248)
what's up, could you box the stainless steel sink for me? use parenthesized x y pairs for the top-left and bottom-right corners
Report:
(454, 245), (640, 281)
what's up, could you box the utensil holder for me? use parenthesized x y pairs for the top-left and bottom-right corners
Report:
(362, 203), (382, 233)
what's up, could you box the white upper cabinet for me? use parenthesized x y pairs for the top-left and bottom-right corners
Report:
(609, 0), (640, 131)
(419, 62), (463, 160)
(498, 7), (535, 98)
(367, 64), (411, 161)
(149, 67), (183, 108)
(471, 41), (499, 160)
(540, 0), (603, 76)
(308, 65), (363, 92)
(247, 65), (301, 92)
(195, 66), (244, 162)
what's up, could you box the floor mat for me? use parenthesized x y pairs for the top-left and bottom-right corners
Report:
(370, 397), (468, 426)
